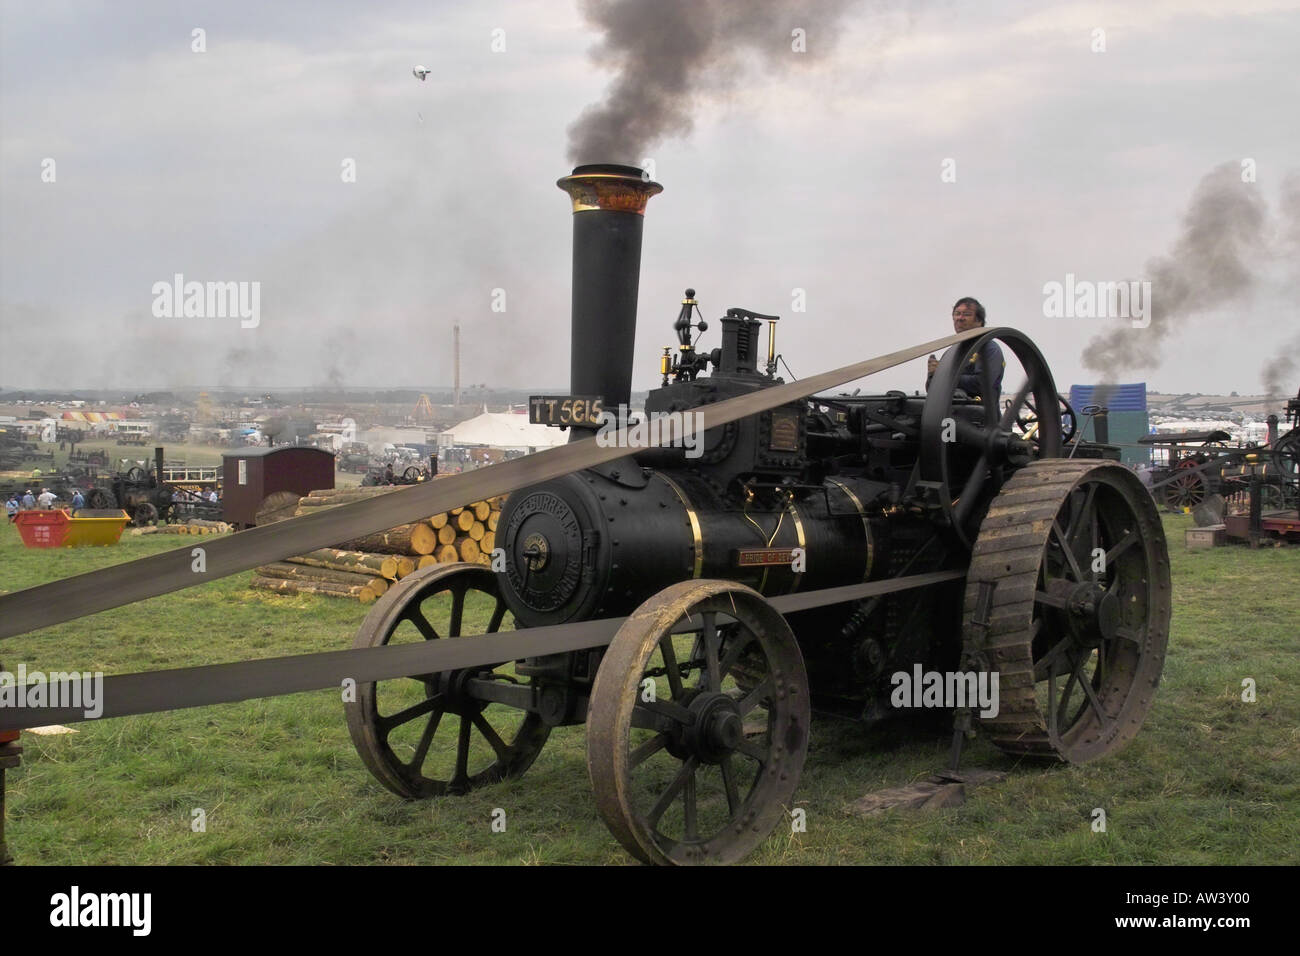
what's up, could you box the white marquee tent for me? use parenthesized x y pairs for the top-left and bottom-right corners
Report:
(440, 411), (567, 452)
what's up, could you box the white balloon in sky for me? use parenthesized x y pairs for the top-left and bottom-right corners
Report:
(412, 66), (431, 81)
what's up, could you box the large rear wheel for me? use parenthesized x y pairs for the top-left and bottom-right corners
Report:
(966, 461), (1171, 762)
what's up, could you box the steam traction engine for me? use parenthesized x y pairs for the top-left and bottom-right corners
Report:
(343, 166), (1172, 865)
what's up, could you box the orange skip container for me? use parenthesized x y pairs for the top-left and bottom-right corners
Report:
(13, 509), (130, 548)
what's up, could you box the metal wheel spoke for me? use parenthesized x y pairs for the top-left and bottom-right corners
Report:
(1089, 508), (1100, 575)
(630, 732), (669, 769)
(1056, 653), (1087, 730)
(1035, 590), (1068, 610)
(646, 756), (698, 828)
(451, 714), (472, 786)
(717, 632), (757, 680)
(635, 698), (694, 727)
(471, 710), (510, 760)
(1104, 530), (1138, 566)
(1033, 636), (1076, 682)
(1068, 485), (1098, 547)
(683, 767), (699, 841)
(720, 755), (742, 814)
(1079, 656), (1109, 723)
(487, 597), (508, 634)
(377, 693), (443, 734)
(449, 586), (466, 637)
(953, 462), (991, 528)
(1052, 519), (1085, 581)
(701, 612), (721, 690)
(737, 678), (774, 718)
(659, 635), (685, 699)
(734, 737), (768, 764)
(406, 609), (439, 642)
(406, 709), (443, 773)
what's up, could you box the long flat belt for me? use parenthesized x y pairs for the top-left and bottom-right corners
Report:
(0, 328), (983, 641)
(0, 570), (966, 730)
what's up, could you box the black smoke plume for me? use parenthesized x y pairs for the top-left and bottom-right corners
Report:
(567, 0), (898, 164)
(1261, 171), (1300, 402)
(1081, 162), (1268, 379)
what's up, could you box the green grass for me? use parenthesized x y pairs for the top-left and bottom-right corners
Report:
(2, 513), (1297, 865)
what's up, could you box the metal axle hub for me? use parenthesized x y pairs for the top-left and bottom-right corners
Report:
(684, 692), (743, 765)
(1067, 581), (1119, 644)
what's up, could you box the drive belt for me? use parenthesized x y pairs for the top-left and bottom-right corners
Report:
(0, 570), (966, 730)
(0, 328), (983, 641)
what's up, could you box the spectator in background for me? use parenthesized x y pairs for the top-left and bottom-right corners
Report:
(71, 489), (85, 515)
(5, 494), (18, 522)
(37, 488), (56, 509)
(22, 489), (36, 510)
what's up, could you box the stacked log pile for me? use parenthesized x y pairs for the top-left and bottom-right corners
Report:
(250, 485), (506, 603)
(132, 518), (232, 536)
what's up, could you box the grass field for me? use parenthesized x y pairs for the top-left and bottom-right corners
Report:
(2, 513), (1297, 865)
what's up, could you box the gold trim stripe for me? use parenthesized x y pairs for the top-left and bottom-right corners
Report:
(786, 501), (806, 594)
(827, 478), (873, 581)
(657, 473), (703, 578)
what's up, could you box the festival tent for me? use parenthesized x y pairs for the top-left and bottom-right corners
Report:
(440, 411), (566, 452)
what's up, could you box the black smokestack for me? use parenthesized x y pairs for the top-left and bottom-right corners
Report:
(566, 0), (869, 165)
(1081, 162), (1268, 378)
(1093, 409), (1110, 445)
(556, 164), (663, 422)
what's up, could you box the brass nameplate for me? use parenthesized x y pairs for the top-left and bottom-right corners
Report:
(529, 396), (605, 427)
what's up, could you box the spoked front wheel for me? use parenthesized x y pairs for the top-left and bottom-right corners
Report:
(345, 563), (551, 798)
(586, 580), (809, 865)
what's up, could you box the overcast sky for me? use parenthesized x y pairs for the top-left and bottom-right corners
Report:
(1, 0), (1297, 401)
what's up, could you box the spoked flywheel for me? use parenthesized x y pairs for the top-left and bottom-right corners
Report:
(586, 580), (810, 865)
(965, 460), (1171, 762)
(345, 563), (551, 798)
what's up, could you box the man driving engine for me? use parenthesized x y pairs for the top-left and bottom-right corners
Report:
(926, 297), (1004, 405)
